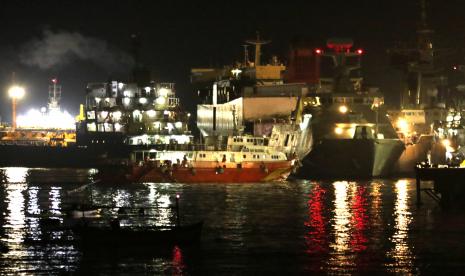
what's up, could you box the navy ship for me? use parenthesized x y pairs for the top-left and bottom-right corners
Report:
(291, 39), (405, 178)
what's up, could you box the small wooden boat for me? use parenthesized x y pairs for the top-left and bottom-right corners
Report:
(73, 220), (203, 247)
(69, 208), (101, 218)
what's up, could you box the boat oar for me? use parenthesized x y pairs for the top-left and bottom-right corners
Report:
(66, 180), (100, 195)
(175, 194), (180, 226)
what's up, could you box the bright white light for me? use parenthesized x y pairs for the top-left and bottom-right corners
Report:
(139, 97), (148, 104)
(158, 88), (169, 97)
(397, 118), (409, 133)
(334, 127), (343, 135)
(17, 108), (76, 130)
(114, 123), (122, 132)
(144, 87), (151, 93)
(8, 86), (25, 99)
(442, 139), (450, 147)
(112, 111), (122, 121)
(231, 68), (242, 77)
(446, 115), (453, 122)
(339, 105), (348, 114)
(40, 107), (47, 113)
(133, 110), (141, 117)
(156, 96), (166, 105)
(166, 123), (174, 131)
(175, 122), (183, 128)
(147, 110), (156, 117)
(123, 97), (131, 106)
(95, 97), (101, 104)
(123, 90), (131, 97)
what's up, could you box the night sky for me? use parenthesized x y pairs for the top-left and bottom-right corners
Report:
(1, 0), (465, 122)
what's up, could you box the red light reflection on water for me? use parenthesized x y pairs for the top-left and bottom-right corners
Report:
(171, 245), (185, 275)
(304, 184), (328, 253)
(349, 185), (368, 252)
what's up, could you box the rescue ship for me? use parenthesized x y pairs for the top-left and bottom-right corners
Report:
(98, 135), (295, 183)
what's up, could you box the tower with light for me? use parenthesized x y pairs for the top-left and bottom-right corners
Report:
(8, 85), (25, 131)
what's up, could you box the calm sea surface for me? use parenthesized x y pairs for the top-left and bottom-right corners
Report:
(1, 167), (465, 275)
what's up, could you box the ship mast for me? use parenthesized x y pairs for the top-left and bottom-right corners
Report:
(48, 78), (62, 112)
(388, 0), (443, 108)
(414, 0), (435, 105)
(245, 32), (270, 66)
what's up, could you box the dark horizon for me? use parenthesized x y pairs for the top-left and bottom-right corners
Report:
(1, 0), (465, 121)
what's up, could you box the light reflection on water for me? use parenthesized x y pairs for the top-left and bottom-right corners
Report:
(387, 179), (414, 274)
(1, 168), (465, 274)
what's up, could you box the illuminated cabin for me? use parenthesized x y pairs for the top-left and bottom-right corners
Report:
(77, 81), (192, 150)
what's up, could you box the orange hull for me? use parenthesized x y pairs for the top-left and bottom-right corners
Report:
(96, 161), (293, 183)
(97, 160), (294, 183)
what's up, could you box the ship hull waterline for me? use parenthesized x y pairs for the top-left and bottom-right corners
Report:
(298, 138), (405, 178)
(97, 161), (294, 183)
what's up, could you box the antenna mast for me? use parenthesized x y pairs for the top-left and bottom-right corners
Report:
(245, 32), (271, 66)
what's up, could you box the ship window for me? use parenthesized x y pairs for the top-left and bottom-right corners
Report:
(87, 123), (96, 132)
(87, 111), (95, 120)
(243, 154), (246, 159)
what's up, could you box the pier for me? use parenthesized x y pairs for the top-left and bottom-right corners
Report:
(415, 164), (465, 208)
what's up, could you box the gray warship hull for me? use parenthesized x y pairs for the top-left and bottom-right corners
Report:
(298, 138), (405, 178)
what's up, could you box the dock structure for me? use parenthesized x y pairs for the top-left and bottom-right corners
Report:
(415, 164), (465, 208)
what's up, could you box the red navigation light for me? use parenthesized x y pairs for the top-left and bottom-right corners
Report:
(356, 49), (363, 55)
(453, 65), (458, 70)
(315, 48), (322, 55)
(52, 78), (57, 84)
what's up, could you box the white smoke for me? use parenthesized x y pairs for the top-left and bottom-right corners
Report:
(20, 29), (134, 71)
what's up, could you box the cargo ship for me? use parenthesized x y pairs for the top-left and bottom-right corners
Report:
(192, 33), (313, 162)
(0, 79), (98, 168)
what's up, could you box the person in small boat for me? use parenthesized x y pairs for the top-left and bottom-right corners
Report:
(117, 207), (127, 215)
(182, 155), (188, 167)
(110, 218), (120, 230)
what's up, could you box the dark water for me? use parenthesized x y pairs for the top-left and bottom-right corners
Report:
(1, 168), (465, 275)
